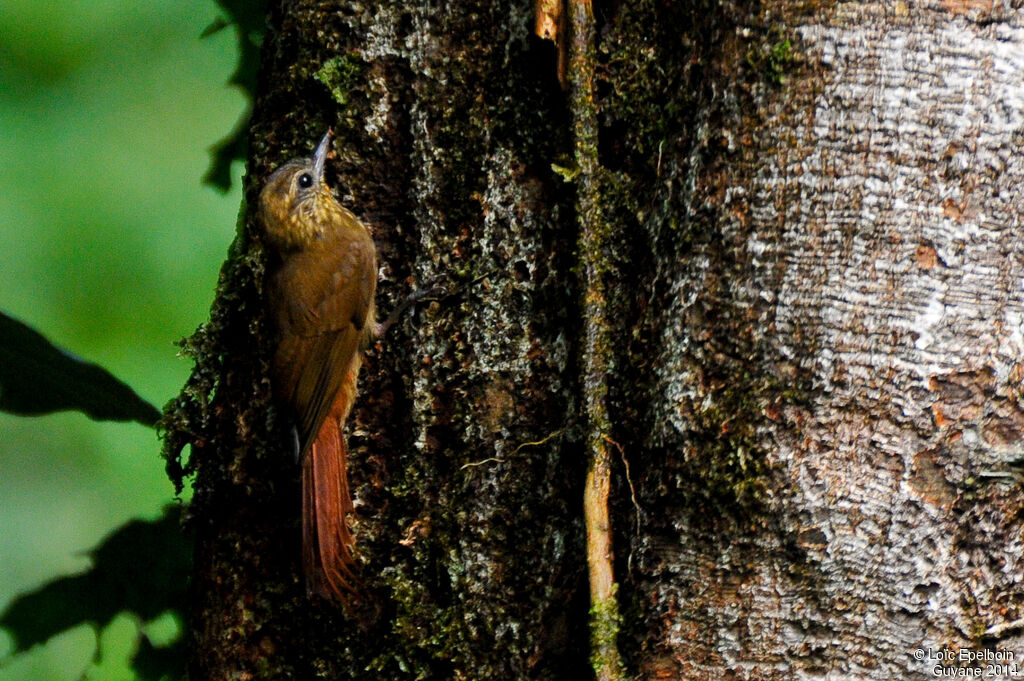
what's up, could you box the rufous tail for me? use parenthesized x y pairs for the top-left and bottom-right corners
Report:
(301, 413), (357, 601)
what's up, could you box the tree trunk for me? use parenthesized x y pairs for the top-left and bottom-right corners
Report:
(164, 0), (1024, 679)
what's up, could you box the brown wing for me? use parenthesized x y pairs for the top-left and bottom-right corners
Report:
(269, 235), (376, 458)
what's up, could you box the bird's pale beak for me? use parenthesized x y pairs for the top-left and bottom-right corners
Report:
(312, 129), (333, 184)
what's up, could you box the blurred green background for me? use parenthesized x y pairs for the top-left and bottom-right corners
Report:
(0, 0), (246, 678)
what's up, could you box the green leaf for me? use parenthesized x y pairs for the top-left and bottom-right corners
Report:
(202, 0), (269, 190)
(0, 506), (192, 656)
(0, 310), (161, 426)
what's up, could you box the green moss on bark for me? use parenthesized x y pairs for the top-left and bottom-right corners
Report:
(314, 54), (366, 108)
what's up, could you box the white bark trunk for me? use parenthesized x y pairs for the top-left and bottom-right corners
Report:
(641, 2), (1024, 678)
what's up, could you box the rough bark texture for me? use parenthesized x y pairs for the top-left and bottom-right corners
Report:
(629, 0), (1024, 678)
(163, 0), (1024, 679)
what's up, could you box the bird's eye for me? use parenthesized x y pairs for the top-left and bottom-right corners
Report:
(297, 173), (314, 189)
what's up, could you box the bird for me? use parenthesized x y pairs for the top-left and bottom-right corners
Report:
(258, 130), (377, 601)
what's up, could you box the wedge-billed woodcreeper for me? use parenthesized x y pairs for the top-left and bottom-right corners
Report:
(258, 131), (376, 601)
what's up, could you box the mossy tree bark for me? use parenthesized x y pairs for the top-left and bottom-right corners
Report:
(165, 0), (1024, 679)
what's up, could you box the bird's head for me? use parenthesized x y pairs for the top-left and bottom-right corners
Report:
(259, 130), (346, 250)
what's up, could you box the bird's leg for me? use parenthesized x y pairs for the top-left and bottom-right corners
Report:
(374, 279), (447, 339)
